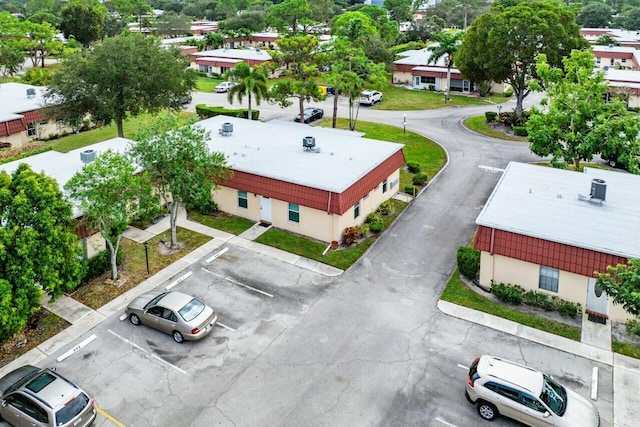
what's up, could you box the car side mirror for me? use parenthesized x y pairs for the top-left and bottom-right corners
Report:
(543, 411), (550, 418)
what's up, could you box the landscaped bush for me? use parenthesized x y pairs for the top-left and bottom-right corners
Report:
(492, 282), (582, 318)
(366, 212), (383, 224)
(513, 125), (528, 137)
(491, 282), (525, 304)
(557, 300), (582, 319)
(407, 162), (421, 173)
(626, 317), (640, 336)
(485, 111), (498, 122)
(503, 87), (513, 97)
(369, 221), (384, 233)
(342, 226), (360, 245)
(195, 104), (259, 120)
(412, 173), (428, 186)
(377, 201), (392, 216)
(456, 246), (480, 280)
(185, 198), (218, 214)
(83, 249), (123, 284)
(404, 185), (418, 195)
(355, 223), (369, 236)
(500, 110), (529, 127)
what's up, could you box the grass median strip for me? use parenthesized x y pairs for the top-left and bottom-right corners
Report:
(441, 269), (582, 342)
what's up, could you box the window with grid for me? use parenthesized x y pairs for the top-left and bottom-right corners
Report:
(238, 190), (248, 209)
(27, 123), (36, 137)
(354, 201), (360, 219)
(539, 266), (559, 292)
(382, 179), (388, 193)
(288, 203), (299, 223)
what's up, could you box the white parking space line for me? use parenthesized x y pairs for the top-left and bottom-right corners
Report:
(591, 366), (599, 400)
(435, 417), (460, 427)
(107, 330), (186, 374)
(457, 364), (468, 370)
(205, 247), (228, 263)
(478, 165), (505, 173)
(56, 334), (97, 363)
(216, 322), (236, 332)
(201, 267), (274, 297)
(119, 313), (128, 321)
(166, 271), (193, 289)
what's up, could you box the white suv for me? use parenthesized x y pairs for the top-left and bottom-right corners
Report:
(465, 355), (600, 426)
(359, 90), (383, 105)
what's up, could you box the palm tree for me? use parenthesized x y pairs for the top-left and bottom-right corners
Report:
(226, 62), (269, 121)
(427, 30), (464, 101)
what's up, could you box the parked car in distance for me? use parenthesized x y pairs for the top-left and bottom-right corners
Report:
(359, 90), (383, 106)
(214, 81), (237, 93)
(178, 94), (192, 104)
(126, 290), (217, 343)
(0, 365), (96, 427)
(465, 355), (600, 426)
(294, 107), (324, 123)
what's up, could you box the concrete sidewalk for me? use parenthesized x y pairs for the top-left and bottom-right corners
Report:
(438, 300), (640, 427)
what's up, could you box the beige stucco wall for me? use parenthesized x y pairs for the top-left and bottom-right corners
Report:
(627, 94), (640, 109)
(479, 252), (633, 322)
(2, 132), (27, 147)
(212, 169), (400, 243)
(393, 71), (413, 85)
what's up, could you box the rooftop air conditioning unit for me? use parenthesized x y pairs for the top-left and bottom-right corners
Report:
(26, 88), (36, 98)
(222, 122), (233, 133)
(303, 136), (316, 149)
(80, 149), (96, 164)
(590, 178), (606, 201)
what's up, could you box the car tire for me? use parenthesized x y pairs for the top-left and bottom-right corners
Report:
(173, 331), (184, 343)
(130, 314), (141, 326)
(476, 401), (498, 421)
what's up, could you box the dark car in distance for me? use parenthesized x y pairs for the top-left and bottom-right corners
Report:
(294, 107), (324, 123)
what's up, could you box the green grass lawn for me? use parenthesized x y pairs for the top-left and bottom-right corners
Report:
(196, 76), (224, 92)
(464, 115), (528, 142)
(441, 269), (582, 341)
(319, 118), (446, 189)
(187, 211), (254, 234)
(373, 86), (510, 110)
(51, 111), (196, 153)
(255, 199), (408, 270)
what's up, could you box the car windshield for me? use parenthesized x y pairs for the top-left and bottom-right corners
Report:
(55, 392), (89, 425)
(178, 298), (205, 322)
(540, 375), (567, 416)
(144, 292), (168, 310)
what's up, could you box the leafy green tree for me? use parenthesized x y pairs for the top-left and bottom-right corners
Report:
(154, 11), (191, 37)
(596, 259), (640, 316)
(527, 50), (640, 172)
(25, 0), (53, 17)
(427, 29), (463, 101)
(129, 114), (232, 248)
(576, 3), (612, 28)
(219, 10), (267, 32)
(225, 62), (268, 121)
(384, 0), (412, 23)
(215, 0), (238, 19)
(202, 32), (226, 50)
(332, 11), (378, 49)
(0, 164), (85, 342)
(454, 13), (492, 96)
(595, 34), (621, 46)
(267, 0), (314, 34)
(103, 14), (127, 38)
(27, 10), (59, 26)
(60, 3), (105, 48)
(0, 44), (24, 76)
(64, 151), (159, 280)
(308, 0), (338, 25)
(615, 7), (640, 30)
(322, 38), (387, 130)
(456, 2), (587, 116)
(267, 34), (327, 124)
(45, 33), (196, 138)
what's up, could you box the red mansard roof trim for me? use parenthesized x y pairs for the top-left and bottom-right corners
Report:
(473, 226), (628, 277)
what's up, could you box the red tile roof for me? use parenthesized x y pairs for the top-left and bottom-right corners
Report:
(222, 150), (406, 215)
(474, 225), (628, 277)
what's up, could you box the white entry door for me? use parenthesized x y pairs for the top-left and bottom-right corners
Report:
(413, 76), (420, 88)
(586, 277), (609, 316)
(260, 196), (272, 223)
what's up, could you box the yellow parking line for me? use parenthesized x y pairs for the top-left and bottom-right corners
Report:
(95, 404), (126, 427)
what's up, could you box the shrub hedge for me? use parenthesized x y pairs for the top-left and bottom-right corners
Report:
(195, 104), (260, 120)
(490, 282), (582, 318)
(456, 246), (480, 281)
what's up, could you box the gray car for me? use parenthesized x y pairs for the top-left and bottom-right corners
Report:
(0, 365), (96, 427)
(125, 291), (217, 343)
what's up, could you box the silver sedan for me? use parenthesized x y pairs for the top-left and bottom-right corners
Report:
(125, 291), (217, 343)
